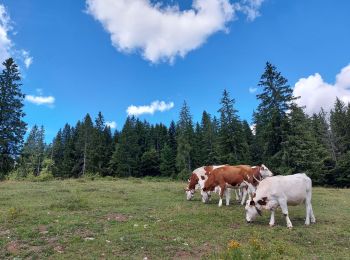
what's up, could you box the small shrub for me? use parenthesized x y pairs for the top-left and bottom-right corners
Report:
(7, 207), (24, 221)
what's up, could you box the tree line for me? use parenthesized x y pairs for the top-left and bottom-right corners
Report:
(1, 58), (349, 186)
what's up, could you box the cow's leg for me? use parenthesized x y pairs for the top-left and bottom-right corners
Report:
(225, 188), (231, 206)
(269, 209), (275, 227)
(305, 191), (316, 224)
(241, 187), (248, 205)
(218, 185), (225, 207)
(279, 198), (293, 228)
(234, 189), (239, 201)
(239, 187), (243, 201)
(309, 204), (316, 223)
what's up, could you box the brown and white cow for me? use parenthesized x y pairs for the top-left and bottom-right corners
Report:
(185, 165), (226, 202)
(202, 164), (273, 207)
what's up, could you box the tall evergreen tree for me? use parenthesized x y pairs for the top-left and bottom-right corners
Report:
(176, 101), (194, 179)
(110, 117), (140, 177)
(0, 58), (27, 177)
(200, 111), (219, 165)
(218, 89), (249, 164)
(253, 62), (297, 172)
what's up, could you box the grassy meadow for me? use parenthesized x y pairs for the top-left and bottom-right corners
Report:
(0, 178), (349, 259)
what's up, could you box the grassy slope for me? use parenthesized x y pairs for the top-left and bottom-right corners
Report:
(0, 179), (349, 259)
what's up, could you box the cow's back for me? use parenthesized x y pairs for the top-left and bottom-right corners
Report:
(258, 173), (311, 205)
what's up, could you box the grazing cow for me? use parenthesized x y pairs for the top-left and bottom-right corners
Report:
(202, 164), (273, 207)
(245, 173), (316, 228)
(185, 165), (226, 202)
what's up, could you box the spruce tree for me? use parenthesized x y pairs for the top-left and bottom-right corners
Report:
(160, 144), (176, 177)
(0, 58), (27, 177)
(176, 101), (194, 179)
(218, 89), (248, 164)
(253, 62), (297, 171)
(200, 111), (219, 165)
(140, 148), (160, 177)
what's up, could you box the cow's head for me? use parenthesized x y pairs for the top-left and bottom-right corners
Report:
(185, 186), (195, 200)
(185, 173), (200, 200)
(245, 196), (267, 223)
(259, 164), (273, 178)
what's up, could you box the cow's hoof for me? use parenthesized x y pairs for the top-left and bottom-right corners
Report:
(287, 226), (293, 229)
(269, 224), (275, 227)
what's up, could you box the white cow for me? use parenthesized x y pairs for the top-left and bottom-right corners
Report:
(245, 173), (316, 228)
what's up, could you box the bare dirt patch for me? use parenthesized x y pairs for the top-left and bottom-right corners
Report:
(6, 241), (23, 254)
(38, 225), (49, 234)
(105, 213), (130, 222)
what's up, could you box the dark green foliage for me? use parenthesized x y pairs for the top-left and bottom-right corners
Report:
(140, 149), (160, 176)
(218, 89), (249, 164)
(0, 58), (27, 177)
(253, 62), (298, 173)
(176, 101), (194, 179)
(19, 125), (45, 176)
(160, 144), (176, 177)
(8, 61), (350, 186)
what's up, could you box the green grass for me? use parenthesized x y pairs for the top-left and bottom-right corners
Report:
(0, 179), (349, 259)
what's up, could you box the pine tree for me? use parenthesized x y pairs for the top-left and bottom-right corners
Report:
(160, 144), (176, 177)
(278, 105), (327, 179)
(218, 89), (249, 164)
(176, 101), (194, 179)
(330, 98), (349, 158)
(140, 148), (160, 176)
(200, 111), (219, 165)
(110, 117), (140, 177)
(0, 58), (27, 177)
(253, 62), (298, 171)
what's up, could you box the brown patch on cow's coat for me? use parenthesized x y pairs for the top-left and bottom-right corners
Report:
(188, 173), (200, 190)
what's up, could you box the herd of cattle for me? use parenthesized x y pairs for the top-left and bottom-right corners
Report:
(184, 165), (316, 228)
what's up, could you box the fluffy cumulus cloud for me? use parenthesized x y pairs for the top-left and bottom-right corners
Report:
(293, 64), (350, 115)
(86, 0), (264, 63)
(106, 121), (117, 129)
(127, 100), (174, 116)
(0, 4), (33, 68)
(0, 4), (12, 62)
(26, 94), (55, 107)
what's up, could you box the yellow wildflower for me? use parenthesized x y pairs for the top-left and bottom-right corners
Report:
(227, 240), (241, 250)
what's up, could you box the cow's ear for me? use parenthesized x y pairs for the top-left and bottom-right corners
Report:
(250, 200), (255, 206)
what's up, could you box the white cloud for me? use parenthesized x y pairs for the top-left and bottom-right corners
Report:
(249, 87), (257, 93)
(127, 100), (174, 116)
(106, 121), (117, 129)
(22, 50), (33, 68)
(235, 0), (264, 21)
(0, 4), (12, 62)
(26, 95), (55, 106)
(0, 4), (33, 68)
(293, 64), (350, 115)
(86, 0), (264, 63)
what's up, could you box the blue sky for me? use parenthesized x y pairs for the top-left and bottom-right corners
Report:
(1, 0), (350, 142)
